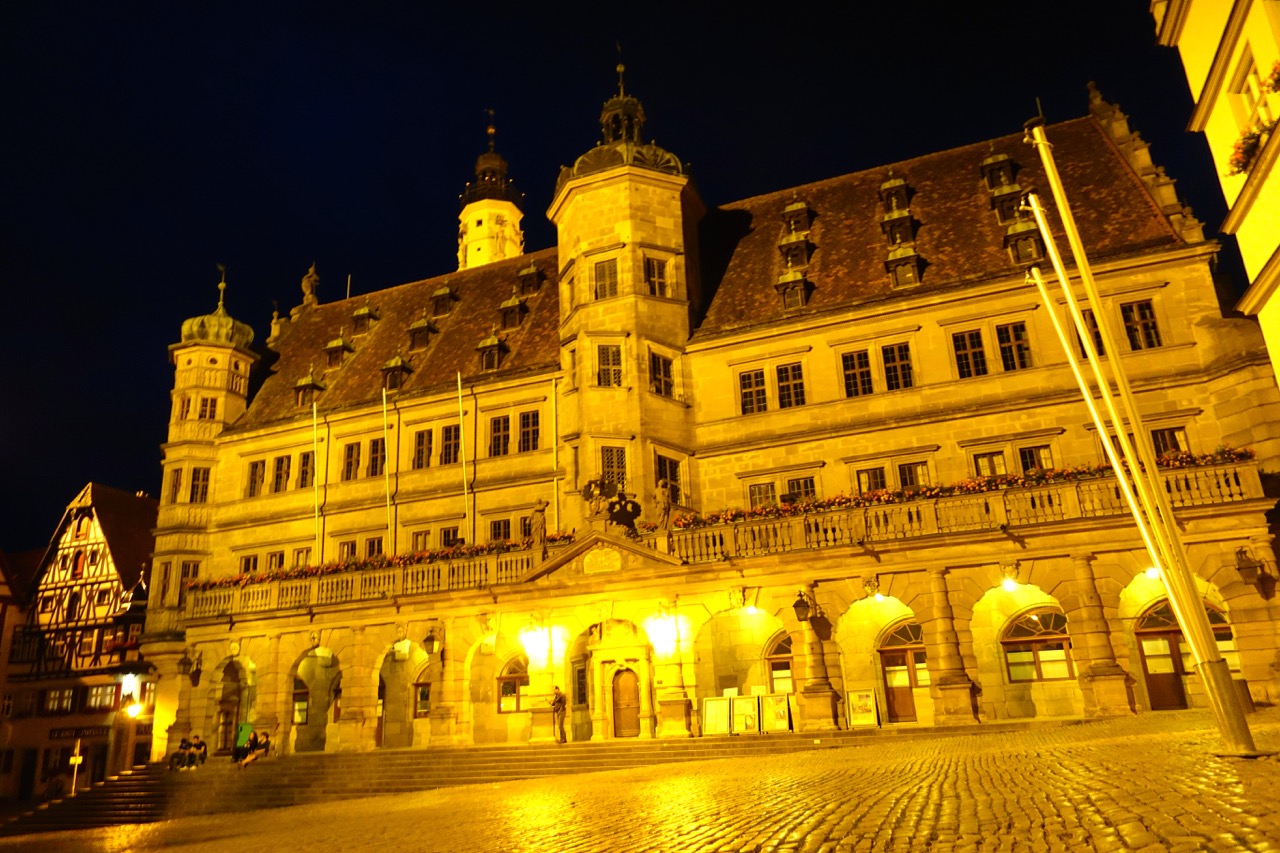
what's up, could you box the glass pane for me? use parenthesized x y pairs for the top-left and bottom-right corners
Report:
(1145, 655), (1176, 674)
(1040, 659), (1070, 680)
(1140, 638), (1171, 656)
(1008, 662), (1037, 681)
(885, 668), (911, 688)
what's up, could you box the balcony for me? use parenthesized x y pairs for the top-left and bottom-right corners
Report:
(184, 461), (1265, 622)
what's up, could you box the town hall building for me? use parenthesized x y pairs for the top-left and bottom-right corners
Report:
(141, 77), (1280, 758)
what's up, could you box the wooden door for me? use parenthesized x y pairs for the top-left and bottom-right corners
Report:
(880, 650), (917, 723)
(612, 670), (641, 737)
(1140, 633), (1187, 710)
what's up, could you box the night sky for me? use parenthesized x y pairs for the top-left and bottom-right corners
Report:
(0, 2), (1227, 552)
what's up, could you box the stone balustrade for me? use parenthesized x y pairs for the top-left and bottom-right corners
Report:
(185, 462), (1263, 622)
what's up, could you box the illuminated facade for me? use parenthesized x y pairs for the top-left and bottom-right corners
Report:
(1153, 0), (1280, 382)
(143, 81), (1280, 759)
(0, 484), (155, 800)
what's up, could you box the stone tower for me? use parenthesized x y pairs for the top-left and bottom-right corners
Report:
(457, 114), (525, 271)
(548, 66), (705, 523)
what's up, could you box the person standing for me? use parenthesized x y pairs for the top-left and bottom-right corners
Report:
(551, 686), (568, 744)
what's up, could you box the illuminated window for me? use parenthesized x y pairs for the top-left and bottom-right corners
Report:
(45, 688), (74, 714)
(973, 452), (1007, 477)
(765, 634), (794, 694)
(414, 683), (431, 718)
(292, 678), (309, 725)
(1002, 609), (1073, 682)
(87, 685), (117, 710)
(1018, 445), (1053, 472)
(497, 657), (529, 712)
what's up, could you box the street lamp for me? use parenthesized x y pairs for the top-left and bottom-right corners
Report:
(791, 590), (812, 623)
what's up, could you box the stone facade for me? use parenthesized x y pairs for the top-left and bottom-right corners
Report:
(143, 82), (1280, 760)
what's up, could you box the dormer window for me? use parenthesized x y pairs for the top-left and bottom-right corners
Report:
(295, 369), (326, 408)
(518, 263), (541, 295)
(885, 247), (922, 287)
(775, 270), (810, 309)
(382, 356), (411, 392)
(782, 201), (810, 235)
(324, 332), (354, 370)
(409, 326), (431, 351)
(1005, 221), (1045, 266)
(878, 176), (909, 215)
(432, 286), (456, 317)
(779, 232), (809, 269)
(476, 328), (506, 371)
(351, 302), (379, 335)
(981, 152), (1016, 192)
(500, 289), (526, 329)
(880, 209), (914, 246)
(993, 191), (1023, 224)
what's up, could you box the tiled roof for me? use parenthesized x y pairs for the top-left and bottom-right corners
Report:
(240, 115), (1184, 422)
(235, 251), (561, 430)
(693, 116), (1182, 338)
(86, 484), (158, 591)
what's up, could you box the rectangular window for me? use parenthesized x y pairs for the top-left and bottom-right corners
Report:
(167, 468), (183, 504)
(1078, 309), (1106, 357)
(338, 541), (357, 560)
(298, 452), (314, 489)
(45, 688), (74, 714)
(739, 369), (767, 414)
(79, 629), (98, 657)
(518, 411), (540, 453)
(1121, 300), (1162, 350)
(440, 527), (460, 547)
(644, 257), (668, 297)
(267, 551), (285, 571)
(574, 666), (588, 706)
(519, 516), (532, 538)
(857, 467), (887, 493)
(271, 456), (291, 493)
(1018, 445), (1053, 472)
(882, 343), (914, 390)
(366, 537), (383, 558)
(748, 483), (777, 508)
(87, 685), (117, 710)
(414, 684), (431, 718)
(973, 452), (1007, 477)
(601, 446), (627, 485)
(898, 462), (929, 488)
(292, 547), (311, 567)
(996, 322), (1032, 371)
(489, 520), (511, 542)
(342, 443), (360, 481)
(597, 344), (623, 387)
(189, 468), (210, 503)
(786, 477), (816, 502)
(178, 397), (192, 420)
(489, 416), (511, 457)
(441, 425), (461, 465)
(842, 351), (874, 398)
(197, 397), (218, 420)
(368, 438), (386, 477)
(656, 454), (682, 505)
(593, 259), (618, 299)
(776, 363), (806, 408)
(952, 330), (989, 379)
(1151, 427), (1187, 457)
(411, 531), (430, 551)
(650, 352), (674, 397)
(246, 460), (266, 498)
(239, 555), (258, 574)
(413, 430), (432, 469)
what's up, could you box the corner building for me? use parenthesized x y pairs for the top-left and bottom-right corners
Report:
(143, 82), (1280, 757)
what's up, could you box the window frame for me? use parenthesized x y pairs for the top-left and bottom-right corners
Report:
(593, 258), (619, 300)
(951, 329), (989, 379)
(596, 344), (623, 387)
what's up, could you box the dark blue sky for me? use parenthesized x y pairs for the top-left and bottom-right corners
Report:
(0, 2), (1226, 551)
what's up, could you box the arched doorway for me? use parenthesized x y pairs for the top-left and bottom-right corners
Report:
(764, 634), (794, 694)
(612, 669), (641, 737)
(292, 649), (340, 753)
(215, 663), (243, 753)
(1136, 600), (1239, 710)
(878, 621), (928, 723)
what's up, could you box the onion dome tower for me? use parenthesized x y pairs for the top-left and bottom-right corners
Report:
(457, 112), (525, 270)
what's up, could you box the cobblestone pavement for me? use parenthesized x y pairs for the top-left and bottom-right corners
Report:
(5, 708), (1280, 853)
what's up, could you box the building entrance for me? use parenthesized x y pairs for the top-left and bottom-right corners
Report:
(612, 670), (641, 737)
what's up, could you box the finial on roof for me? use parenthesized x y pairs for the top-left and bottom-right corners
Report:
(216, 264), (227, 308)
(486, 108), (496, 152)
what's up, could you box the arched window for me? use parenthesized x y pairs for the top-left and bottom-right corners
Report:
(1136, 600), (1240, 672)
(292, 678), (309, 725)
(497, 656), (529, 713)
(879, 621), (930, 723)
(765, 634), (794, 694)
(72, 551), (86, 579)
(1001, 608), (1073, 682)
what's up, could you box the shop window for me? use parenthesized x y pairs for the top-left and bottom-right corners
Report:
(1002, 609), (1074, 682)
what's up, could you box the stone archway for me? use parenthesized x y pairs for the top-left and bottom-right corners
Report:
(585, 620), (655, 740)
(375, 638), (431, 749)
(836, 595), (933, 726)
(972, 585), (1083, 720)
(291, 647), (341, 753)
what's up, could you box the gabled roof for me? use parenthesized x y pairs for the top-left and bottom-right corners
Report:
(237, 251), (561, 430)
(692, 116), (1182, 338)
(30, 483), (158, 596)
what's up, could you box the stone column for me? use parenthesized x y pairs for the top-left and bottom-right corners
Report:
(428, 618), (460, 744)
(796, 586), (841, 731)
(1070, 553), (1134, 717)
(252, 634), (283, 742)
(655, 619), (692, 738)
(925, 568), (978, 724)
(331, 627), (371, 751)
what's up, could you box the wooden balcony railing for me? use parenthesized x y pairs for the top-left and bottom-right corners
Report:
(185, 462), (1264, 621)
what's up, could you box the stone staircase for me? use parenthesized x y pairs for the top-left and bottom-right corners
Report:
(0, 720), (1070, 835)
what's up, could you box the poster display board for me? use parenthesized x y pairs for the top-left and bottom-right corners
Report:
(702, 697), (731, 735)
(760, 694), (793, 732)
(846, 689), (879, 728)
(730, 696), (760, 734)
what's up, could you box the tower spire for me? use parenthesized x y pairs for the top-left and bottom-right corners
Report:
(457, 109), (525, 271)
